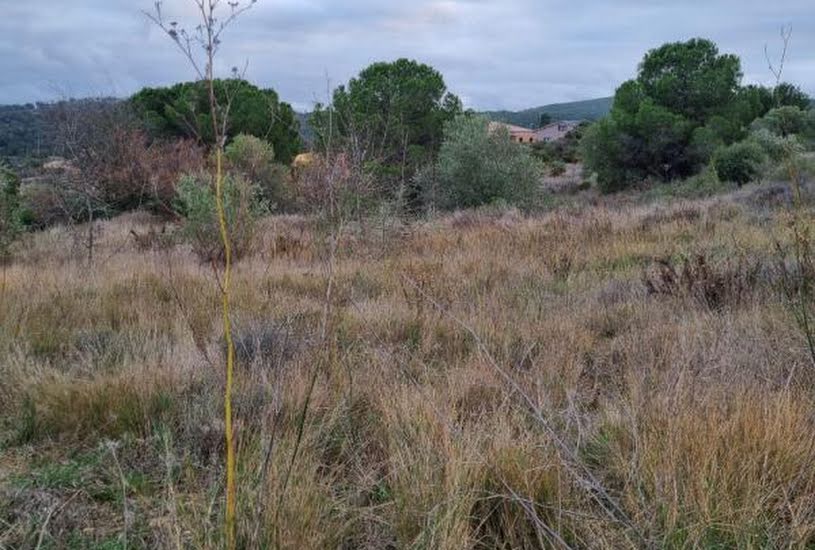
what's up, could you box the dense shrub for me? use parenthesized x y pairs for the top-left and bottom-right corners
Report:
(713, 140), (766, 185)
(224, 134), (290, 209)
(105, 133), (205, 214)
(750, 129), (803, 163)
(548, 160), (567, 177)
(20, 136), (205, 227)
(751, 106), (815, 142)
(431, 115), (541, 209)
(45, 100), (206, 219)
(175, 172), (265, 263)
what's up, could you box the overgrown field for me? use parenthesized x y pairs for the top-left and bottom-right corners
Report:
(2, 184), (815, 549)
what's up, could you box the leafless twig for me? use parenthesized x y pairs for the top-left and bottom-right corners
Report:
(765, 25), (792, 88)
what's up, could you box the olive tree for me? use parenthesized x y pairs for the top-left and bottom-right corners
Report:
(430, 115), (541, 209)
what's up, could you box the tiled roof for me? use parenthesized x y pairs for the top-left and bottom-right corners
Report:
(489, 121), (535, 134)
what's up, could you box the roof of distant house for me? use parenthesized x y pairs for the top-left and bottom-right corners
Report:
(539, 120), (582, 129)
(489, 121), (536, 133)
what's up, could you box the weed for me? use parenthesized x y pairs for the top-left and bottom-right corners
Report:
(643, 252), (762, 311)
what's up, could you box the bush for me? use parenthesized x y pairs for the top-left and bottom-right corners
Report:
(432, 115), (541, 209)
(531, 123), (587, 164)
(643, 253), (762, 311)
(293, 151), (377, 222)
(750, 128), (803, 163)
(713, 141), (766, 185)
(548, 160), (567, 177)
(224, 134), (291, 210)
(175, 172), (265, 263)
(49, 100), (204, 216)
(751, 106), (815, 141)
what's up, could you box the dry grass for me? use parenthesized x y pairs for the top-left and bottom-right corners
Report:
(2, 189), (815, 548)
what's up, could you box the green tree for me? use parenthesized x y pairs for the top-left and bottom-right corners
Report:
(580, 118), (628, 192)
(638, 38), (742, 123)
(429, 115), (540, 209)
(581, 38), (785, 192)
(131, 79), (301, 163)
(773, 83), (812, 111)
(311, 58), (461, 202)
(581, 80), (701, 191)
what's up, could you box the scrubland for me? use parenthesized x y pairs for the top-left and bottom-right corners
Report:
(2, 182), (815, 549)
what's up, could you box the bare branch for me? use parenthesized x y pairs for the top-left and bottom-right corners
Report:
(765, 24), (792, 88)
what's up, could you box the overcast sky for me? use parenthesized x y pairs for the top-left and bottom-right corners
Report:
(1, 0), (813, 111)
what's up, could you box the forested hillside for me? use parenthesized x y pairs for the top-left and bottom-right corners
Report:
(0, 99), (119, 158)
(0, 104), (49, 157)
(484, 96), (613, 128)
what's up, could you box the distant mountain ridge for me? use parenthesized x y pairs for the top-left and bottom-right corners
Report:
(483, 97), (613, 129)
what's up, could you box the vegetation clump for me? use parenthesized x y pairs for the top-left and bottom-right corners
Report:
(131, 79), (302, 164)
(425, 115), (541, 210)
(175, 172), (265, 263)
(581, 38), (811, 192)
(224, 133), (291, 210)
(311, 58), (462, 208)
(713, 140), (767, 185)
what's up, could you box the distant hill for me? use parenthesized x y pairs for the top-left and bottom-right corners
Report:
(0, 103), (51, 158)
(0, 99), (119, 159)
(483, 97), (613, 129)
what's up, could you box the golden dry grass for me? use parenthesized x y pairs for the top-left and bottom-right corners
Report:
(2, 192), (815, 548)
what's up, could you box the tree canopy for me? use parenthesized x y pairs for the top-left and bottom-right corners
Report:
(582, 37), (811, 191)
(637, 38), (742, 123)
(311, 58), (461, 200)
(130, 79), (301, 164)
(773, 83), (812, 111)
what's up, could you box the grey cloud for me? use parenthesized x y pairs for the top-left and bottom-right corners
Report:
(1, 0), (813, 111)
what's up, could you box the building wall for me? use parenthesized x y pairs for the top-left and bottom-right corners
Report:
(491, 120), (580, 144)
(534, 121), (580, 142)
(509, 131), (537, 144)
